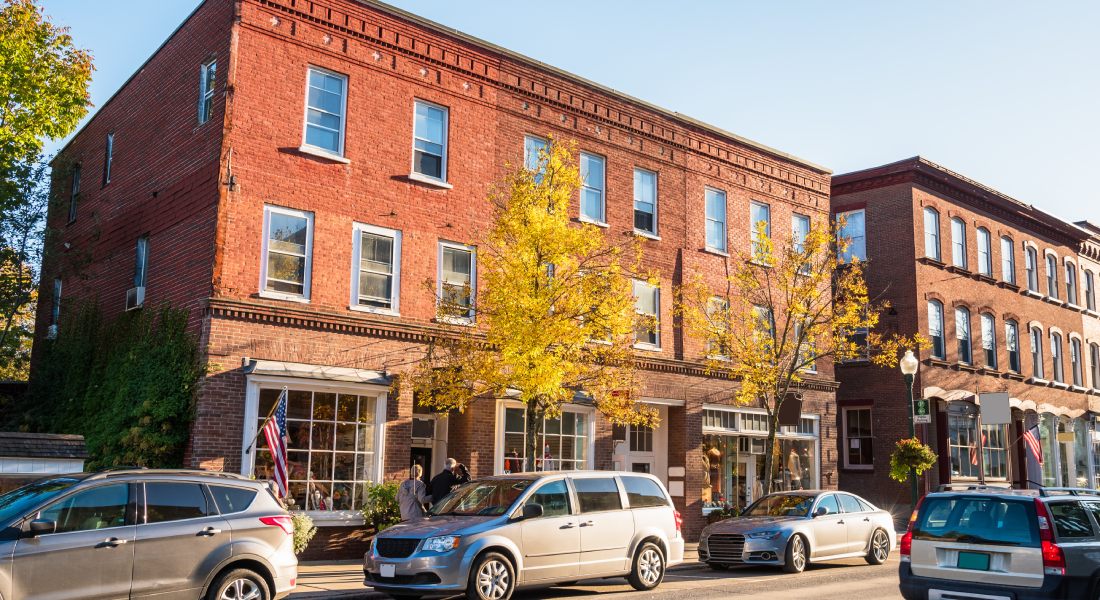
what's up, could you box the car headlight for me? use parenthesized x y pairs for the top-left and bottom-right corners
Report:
(422, 535), (461, 553)
(745, 530), (782, 540)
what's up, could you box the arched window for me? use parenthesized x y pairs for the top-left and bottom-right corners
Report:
(1025, 246), (1039, 292)
(980, 313), (997, 368)
(1051, 331), (1064, 383)
(951, 218), (967, 268)
(1030, 326), (1045, 379)
(1086, 270), (1096, 312)
(924, 208), (941, 260)
(1065, 261), (1079, 306)
(956, 306), (972, 364)
(1070, 338), (1083, 387)
(1046, 253), (1059, 298)
(1090, 342), (1100, 389)
(977, 227), (992, 276)
(928, 300), (945, 359)
(1000, 236), (1016, 284)
(1005, 319), (1020, 373)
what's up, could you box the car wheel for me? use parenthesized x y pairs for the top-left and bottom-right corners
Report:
(467, 552), (515, 600)
(208, 568), (270, 600)
(627, 542), (665, 591)
(781, 534), (807, 574)
(865, 529), (890, 565)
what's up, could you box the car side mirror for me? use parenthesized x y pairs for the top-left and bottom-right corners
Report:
(28, 519), (56, 536)
(520, 503), (544, 520)
(813, 506), (828, 518)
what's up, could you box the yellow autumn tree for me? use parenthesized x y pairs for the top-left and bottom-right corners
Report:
(412, 139), (657, 470)
(677, 217), (924, 494)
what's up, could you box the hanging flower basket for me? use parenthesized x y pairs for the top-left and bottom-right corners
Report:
(889, 437), (938, 483)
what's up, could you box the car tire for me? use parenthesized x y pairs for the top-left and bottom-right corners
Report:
(207, 568), (271, 600)
(781, 534), (807, 574)
(467, 552), (515, 600)
(627, 542), (665, 591)
(865, 529), (890, 565)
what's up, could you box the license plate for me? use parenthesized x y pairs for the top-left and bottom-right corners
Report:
(957, 551), (991, 571)
(380, 564), (396, 578)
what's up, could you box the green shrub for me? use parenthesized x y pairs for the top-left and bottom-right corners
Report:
(361, 481), (401, 532)
(291, 513), (317, 555)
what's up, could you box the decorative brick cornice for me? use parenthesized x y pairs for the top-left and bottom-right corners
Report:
(247, 0), (829, 202)
(208, 297), (840, 391)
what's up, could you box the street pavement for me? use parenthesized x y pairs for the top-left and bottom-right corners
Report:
(290, 556), (902, 599)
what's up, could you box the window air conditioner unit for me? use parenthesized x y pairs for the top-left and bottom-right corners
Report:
(125, 286), (145, 311)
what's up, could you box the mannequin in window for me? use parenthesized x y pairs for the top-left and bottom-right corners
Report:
(787, 448), (803, 490)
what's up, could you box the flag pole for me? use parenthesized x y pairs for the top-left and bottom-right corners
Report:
(245, 386), (287, 455)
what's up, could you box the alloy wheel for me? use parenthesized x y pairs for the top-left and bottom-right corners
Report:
(476, 558), (511, 600)
(638, 547), (663, 586)
(220, 578), (262, 600)
(791, 536), (806, 571)
(872, 530), (889, 562)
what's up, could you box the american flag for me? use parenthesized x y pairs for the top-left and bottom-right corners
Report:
(263, 388), (289, 498)
(1023, 424), (1043, 466)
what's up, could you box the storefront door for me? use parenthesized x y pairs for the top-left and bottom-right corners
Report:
(738, 455), (758, 507)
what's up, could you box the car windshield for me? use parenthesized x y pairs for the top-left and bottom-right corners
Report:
(0, 477), (81, 525)
(429, 479), (534, 517)
(913, 496), (1039, 547)
(742, 494), (814, 518)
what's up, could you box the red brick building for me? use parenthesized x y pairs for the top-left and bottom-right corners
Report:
(40, 0), (836, 546)
(832, 157), (1098, 517)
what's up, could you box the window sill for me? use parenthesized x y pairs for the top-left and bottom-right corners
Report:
(955, 362), (979, 372)
(1026, 377), (1049, 385)
(979, 367), (1002, 376)
(998, 281), (1020, 292)
(1023, 289), (1043, 299)
(577, 217), (609, 229)
(1050, 381), (1069, 390)
(1071, 385), (1088, 393)
(633, 230), (661, 241)
(1066, 303), (1083, 312)
(348, 305), (400, 317)
(977, 273), (997, 284)
(436, 316), (476, 327)
(1003, 371), (1025, 381)
(917, 256), (946, 268)
(840, 465), (874, 472)
(633, 343), (662, 352)
(926, 358), (951, 367)
(946, 265), (972, 275)
(705, 354), (731, 362)
(1085, 309), (1099, 319)
(297, 145), (351, 164)
(259, 291), (311, 304)
(1042, 296), (1064, 306)
(407, 172), (453, 189)
(702, 247), (730, 257)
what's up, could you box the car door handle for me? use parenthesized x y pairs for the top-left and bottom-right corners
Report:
(863, 517), (870, 522)
(580, 521), (594, 527)
(836, 520), (845, 525)
(560, 523), (575, 529)
(198, 527), (222, 537)
(98, 537), (127, 548)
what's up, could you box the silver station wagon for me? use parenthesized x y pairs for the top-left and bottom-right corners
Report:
(364, 471), (684, 600)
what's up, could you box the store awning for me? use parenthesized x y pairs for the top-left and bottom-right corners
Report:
(242, 359), (391, 386)
(923, 385), (1086, 418)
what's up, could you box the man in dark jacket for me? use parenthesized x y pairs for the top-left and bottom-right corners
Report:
(429, 458), (458, 504)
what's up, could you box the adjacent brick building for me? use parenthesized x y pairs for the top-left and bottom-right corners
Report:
(832, 157), (1098, 517)
(39, 0), (837, 547)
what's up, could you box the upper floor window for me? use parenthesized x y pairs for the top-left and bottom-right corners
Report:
(1030, 326), (1044, 379)
(580, 152), (606, 224)
(792, 213), (810, 254)
(632, 279), (660, 348)
(976, 227), (992, 276)
(928, 300), (945, 359)
(950, 218), (967, 269)
(955, 306), (972, 364)
(1046, 253), (1060, 298)
(524, 135), (547, 177)
(1070, 337), (1084, 387)
(1085, 270), (1097, 312)
(1025, 246), (1039, 292)
(198, 59), (217, 125)
(353, 224), (401, 314)
(705, 188), (727, 253)
(303, 67), (347, 156)
(705, 296), (730, 358)
(750, 201), (771, 257)
(133, 236), (148, 289)
(842, 407), (873, 469)
(980, 313), (996, 369)
(439, 241), (476, 322)
(1005, 319), (1020, 373)
(1091, 342), (1100, 389)
(51, 278), (62, 327)
(837, 209), (866, 263)
(261, 206), (313, 300)
(1000, 236), (1015, 284)
(1065, 261), (1079, 305)
(923, 207), (941, 260)
(633, 168), (657, 236)
(1051, 332), (1064, 383)
(68, 164), (81, 223)
(102, 133), (114, 186)
(411, 100), (448, 182)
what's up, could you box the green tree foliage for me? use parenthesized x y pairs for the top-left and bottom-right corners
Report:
(0, 158), (47, 380)
(17, 303), (200, 468)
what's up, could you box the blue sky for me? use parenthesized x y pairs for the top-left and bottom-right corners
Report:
(40, 0), (1099, 223)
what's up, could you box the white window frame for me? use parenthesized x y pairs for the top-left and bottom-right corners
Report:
(976, 227), (992, 276)
(633, 167), (658, 237)
(437, 240), (477, 324)
(841, 407), (874, 470)
(928, 300), (946, 360)
(1086, 270), (1097, 312)
(1051, 331), (1064, 383)
(632, 279), (661, 350)
(950, 217), (967, 269)
(837, 209), (866, 263)
(51, 278), (62, 326)
(301, 66), (348, 159)
(103, 133), (114, 186)
(134, 236), (149, 289)
(260, 205), (314, 302)
(198, 59), (217, 125)
(579, 152), (606, 225)
(1090, 342), (1100, 389)
(1070, 337), (1084, 387)
(750, 201), (771, 256)
(1046, 252), (1060, 299)
(410, 99), (449, 183)
(956, 306), (972, 364)
(494, 399), (596, 475)
(924, 207), (941, 261)
(705, 187), (727, 253)
(980, 312), (997, 369)
(1065, 259), (1079, 306)
(1005, 319), (1021, 373)
(1025, 246), (1040, 292)
(1031, 326), (1045, 379)
(1000, 236), (1015, 284)
(524, 135), (548, 175)
(240, 374), (389, 526)
(350, 223), (401, 316)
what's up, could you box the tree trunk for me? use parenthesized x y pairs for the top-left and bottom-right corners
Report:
(524, 398), (546, 472)
(761, 411), (780, 496)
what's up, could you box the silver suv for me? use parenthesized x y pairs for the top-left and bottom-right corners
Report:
(0, 469), (297, 600)
(364, 471), (684, 600)
(900, 485), (1100, 600)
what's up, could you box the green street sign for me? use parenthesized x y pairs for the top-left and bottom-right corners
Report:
(913, 398), (931, 424)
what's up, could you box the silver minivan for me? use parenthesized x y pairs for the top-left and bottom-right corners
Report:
(0, 469), (298, 600)
(364, 471), (684, 600)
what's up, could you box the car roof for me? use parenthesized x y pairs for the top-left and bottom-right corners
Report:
(478, 470), (664, 481)
(80, 469), (258, 485)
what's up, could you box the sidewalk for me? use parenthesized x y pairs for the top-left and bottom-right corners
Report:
(288, 543), (700, 599)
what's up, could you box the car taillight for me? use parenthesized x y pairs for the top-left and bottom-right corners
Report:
(900, 496), (924, 562)
(1034, 500), (1065, 576)
(673, 509), (682, 536)
(260, 515), (294, 535)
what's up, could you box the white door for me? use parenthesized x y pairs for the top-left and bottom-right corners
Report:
(738, 456), (758, 509)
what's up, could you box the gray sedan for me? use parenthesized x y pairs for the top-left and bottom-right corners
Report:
(699, 491), (896, 573)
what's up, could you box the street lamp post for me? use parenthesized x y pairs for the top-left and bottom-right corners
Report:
(899, 350), (920, 510)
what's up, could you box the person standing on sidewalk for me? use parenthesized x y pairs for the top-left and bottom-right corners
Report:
(398, 464), (431, 520)
(429, 458), (458, 504)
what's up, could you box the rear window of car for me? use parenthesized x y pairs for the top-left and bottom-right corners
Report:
(209, 485), (257, 515)
(572, 477), (622, 513)
(145, 482), (210, 523)
(913, 496), (1039, 547)
(621, 476), (668, 509)
(1047, 501), (1095, 539)
(837, 494), (863, 513)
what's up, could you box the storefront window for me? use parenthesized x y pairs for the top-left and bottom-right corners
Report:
(1040, 412), (1058, 487)
(982, 423), (1008, 480)
(1092, 418), (1100, 490)
(501, 406), (589, 473)
(1073, 418), (1090, 488)
(253, 388), (380, 512)
(947, 402), (1008, 480)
